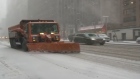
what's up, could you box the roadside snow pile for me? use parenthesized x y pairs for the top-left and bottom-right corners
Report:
(122, 41), (136, 43)
(107, 41), (140, 45)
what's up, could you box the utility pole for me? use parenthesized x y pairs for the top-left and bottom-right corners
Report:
(74, 0), (80, 33)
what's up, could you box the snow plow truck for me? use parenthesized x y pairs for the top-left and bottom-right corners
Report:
(8, 20), (80, 53)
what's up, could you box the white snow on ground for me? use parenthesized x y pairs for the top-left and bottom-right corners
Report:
(122, 41), (136, 43)
(105, 41), (140, 45)
(0, 40), (140, 79)
(0, 44), (93, 79)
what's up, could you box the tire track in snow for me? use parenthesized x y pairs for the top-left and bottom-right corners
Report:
(29, 53), (96, 79)
(0, 57), (32, 79)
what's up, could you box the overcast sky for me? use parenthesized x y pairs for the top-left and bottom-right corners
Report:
(0, 0), (6, 19)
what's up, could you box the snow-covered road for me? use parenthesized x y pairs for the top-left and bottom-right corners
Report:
(0, 41), (140, 79)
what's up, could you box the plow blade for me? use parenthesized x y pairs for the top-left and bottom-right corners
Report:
(27, 42), (80, 53)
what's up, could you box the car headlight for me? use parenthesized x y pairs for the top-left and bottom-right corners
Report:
(103, 38), (106, 40)
(91, 38), (96, 40)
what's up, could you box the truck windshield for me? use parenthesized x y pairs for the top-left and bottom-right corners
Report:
(31, 23), (58, 34)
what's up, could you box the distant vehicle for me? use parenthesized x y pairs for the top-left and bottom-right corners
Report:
(73, 33), (105, 45)
(2, 36), (4, 39)
(5, 36), (8, 39)
(68, 34), (76, 42)
(98, 34), (110, 42)
(136, 37), (140, 44)
(0, 36), (8, 39)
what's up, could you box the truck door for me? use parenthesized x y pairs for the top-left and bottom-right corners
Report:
(24, 24), (29, 39)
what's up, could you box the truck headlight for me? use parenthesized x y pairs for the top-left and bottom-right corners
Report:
(51, 32), (54, 34)
(55, 36), (59, 40)
(40, 33), (44, 35)
(32, 36), (36, 41)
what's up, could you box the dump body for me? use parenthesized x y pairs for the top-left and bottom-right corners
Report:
(8, 20), (80, 53)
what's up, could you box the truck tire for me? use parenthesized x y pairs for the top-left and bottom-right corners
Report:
(22, 40), (28, 52)
(11, 38), (18, 49)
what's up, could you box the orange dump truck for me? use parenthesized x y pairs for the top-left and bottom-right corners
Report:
(8, 20), (80, 53)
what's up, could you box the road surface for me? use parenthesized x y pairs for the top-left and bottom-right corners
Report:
(0, 40), (140, 79)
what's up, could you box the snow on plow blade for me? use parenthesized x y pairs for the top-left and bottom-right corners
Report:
(27, 42), (80, 53)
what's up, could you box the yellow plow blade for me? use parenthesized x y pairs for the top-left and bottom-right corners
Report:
(27, 42), (80, 53)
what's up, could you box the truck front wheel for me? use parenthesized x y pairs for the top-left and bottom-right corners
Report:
(10, 38), (18, 49)
(22, 40), (28, 52)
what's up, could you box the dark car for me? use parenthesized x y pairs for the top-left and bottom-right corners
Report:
(73, 33), (105, 45)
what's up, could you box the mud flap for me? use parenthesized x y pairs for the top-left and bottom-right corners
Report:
(27, 42), (80, 53)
